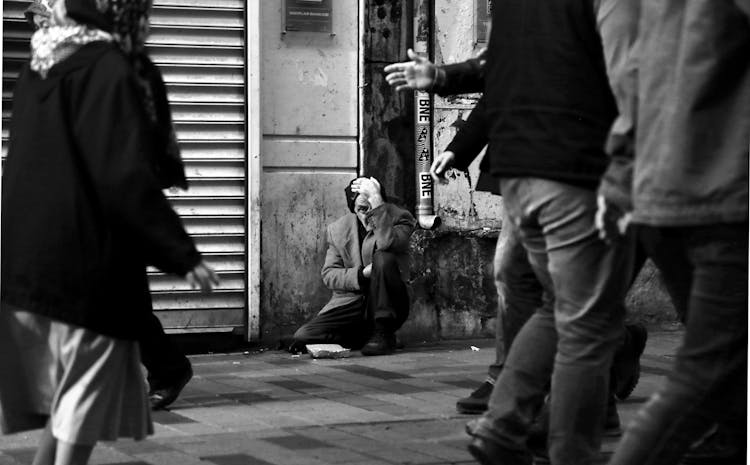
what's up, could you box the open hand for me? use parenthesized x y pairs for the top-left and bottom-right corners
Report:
(430, 151), (456, 184)
(384, 49), (438, 92)
(186, 261), (220, 293)
(351, 177), (384, 208)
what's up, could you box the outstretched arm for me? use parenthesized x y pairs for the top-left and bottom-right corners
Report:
(384, 48), (486, 96)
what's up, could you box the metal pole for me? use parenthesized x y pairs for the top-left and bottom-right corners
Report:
(413, 0), (440, 229)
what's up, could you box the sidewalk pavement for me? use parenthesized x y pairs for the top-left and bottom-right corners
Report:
(0, 331), (683, 465)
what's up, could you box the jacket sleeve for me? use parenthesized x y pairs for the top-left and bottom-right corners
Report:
(320, 225), (362, 292)
(434, 52), (486, 96)
(596, 0), (640, 212)
(72, 61), (200, 275)
(445, 95), (490, 171)
(366, 203), (416, 253)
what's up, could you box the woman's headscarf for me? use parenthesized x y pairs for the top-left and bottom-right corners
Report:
(24, 0), (52, 29)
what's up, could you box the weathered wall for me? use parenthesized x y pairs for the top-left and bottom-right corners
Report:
(259, 2), (360, 342)
(433, 0), (501, 230)
(362, 0), (415, 209)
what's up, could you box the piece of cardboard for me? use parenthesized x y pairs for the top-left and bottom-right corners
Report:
(306, 344), (352, 359)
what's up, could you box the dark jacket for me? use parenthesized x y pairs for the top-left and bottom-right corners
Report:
(139, 55), (188, 190)
(1, 41), (201, 339)
(319, 203), (415, 314)
(434, 58), (497, 194)
(600, 0), (749, 226)
(444, 0), (618, 190)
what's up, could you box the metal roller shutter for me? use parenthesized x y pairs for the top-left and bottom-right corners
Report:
(2, 0), (248, 335)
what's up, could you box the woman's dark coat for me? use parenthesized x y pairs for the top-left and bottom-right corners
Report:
(1, 41), (200, 339)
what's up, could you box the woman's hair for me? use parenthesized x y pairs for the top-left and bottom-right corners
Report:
(344, 178), (387, 213)
(64, 0), (186, 189)
(65, 0), (151, 55)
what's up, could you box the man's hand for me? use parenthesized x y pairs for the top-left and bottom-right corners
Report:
(186, 261), (220, 293)
(384, 48), (438, 92)
(595, 195), (632, 243)
(351, 177), (384, 209)
(362, 264), (372, 278)
(430, 151), (456, 184)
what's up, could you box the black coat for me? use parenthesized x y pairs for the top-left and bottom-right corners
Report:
(442, 0), (618, 190)
(1, 41), (200, 339)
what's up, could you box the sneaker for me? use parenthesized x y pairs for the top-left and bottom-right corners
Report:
(612, 323), (648, 400)
(682, 425), (745, 465)
(456, 380), (494, 414)
(150, 364), (193, 411)
(361, 330), (397, 356)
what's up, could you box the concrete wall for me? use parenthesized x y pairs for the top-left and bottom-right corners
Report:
(259, 1), (360, 343)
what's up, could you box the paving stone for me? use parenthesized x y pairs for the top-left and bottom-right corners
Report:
(1, 448), (35, 464)
(261, 434), (332, 450)
(87, 446), (143, 465)
(111, 439), (174, 454)
(133, 451), (205, 465)
(153, 411), (198, 425)
(201, 453), (275, 465)
(220, 392), (274, 405)
(265, 379), (325, 391)
(359, 445), (444, 464)
(334, 365), (412, 380)
(0, 454), (21, 465)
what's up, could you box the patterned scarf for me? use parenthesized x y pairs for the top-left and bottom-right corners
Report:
(30, 25), (113, 78)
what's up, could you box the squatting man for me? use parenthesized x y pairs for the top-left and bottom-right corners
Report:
(291, 176), (416, 356)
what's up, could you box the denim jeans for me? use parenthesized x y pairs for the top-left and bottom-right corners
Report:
(488, 204), (545, 380)
(474, 178), (633, 465)
(608, 223), (748, 465)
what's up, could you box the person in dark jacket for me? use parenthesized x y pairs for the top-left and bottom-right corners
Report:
(22, 0), (196, 412)
(291, 177), (416, 356)
(385, 48), (648, 423)
(388, 1), (636, 464)
(0, 0), (217, 464)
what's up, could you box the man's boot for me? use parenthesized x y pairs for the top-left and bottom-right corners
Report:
(361, 327), (397, 356)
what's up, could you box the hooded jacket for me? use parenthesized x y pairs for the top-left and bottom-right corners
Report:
(1, 41), (200, 339)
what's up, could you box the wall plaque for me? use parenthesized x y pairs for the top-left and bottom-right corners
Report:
(284, 0), (333, 34)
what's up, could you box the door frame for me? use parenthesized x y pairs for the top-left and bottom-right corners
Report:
(245, 1), (262, 341)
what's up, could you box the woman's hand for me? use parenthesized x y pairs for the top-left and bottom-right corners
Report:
(186, 261), (220, 293)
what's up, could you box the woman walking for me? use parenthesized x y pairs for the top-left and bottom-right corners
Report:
(0, 1), (217, 464)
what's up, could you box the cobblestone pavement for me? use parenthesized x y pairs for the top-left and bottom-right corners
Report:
(0, 332), (682, 465)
